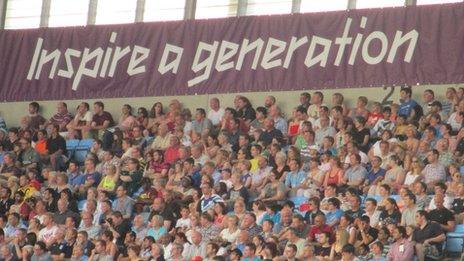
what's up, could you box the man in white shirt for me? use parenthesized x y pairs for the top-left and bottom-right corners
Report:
(207, 97), (225, 128)
(38, 212), (58, 245)
(182, 230), (206, 260)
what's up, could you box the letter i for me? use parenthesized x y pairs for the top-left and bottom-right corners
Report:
(348, 17), (367, 66)
(100, 32), (117, 77)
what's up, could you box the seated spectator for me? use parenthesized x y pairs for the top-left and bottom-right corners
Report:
(413, 210), (446, 261)
(256, 169), (285, 204)
(91, 101), (114, 139)
(343, 154), (367, 188)
(192, 108), (212, 137)
(119, 158), (142, 197)
(307, 214), (332, 243)
(18, 137), (40, 171)
(452, 183), (464, 224)
(67, 102), (93, 139)
(325, 197), (343, 227)
(428, 194), (455, 233)
(22, 102), (46, 134)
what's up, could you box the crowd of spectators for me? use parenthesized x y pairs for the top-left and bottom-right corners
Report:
(0, 86), (463, 261)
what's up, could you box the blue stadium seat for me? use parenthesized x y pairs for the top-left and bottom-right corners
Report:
(66, 139), (80, 159)
(389, 195), (401, 202)
(290, 196), (308, 208)
(366, 195), (381, 203)
(74, 139), (94, 164)
(78, 200), (86, 211)
(445, 224), (464, 255)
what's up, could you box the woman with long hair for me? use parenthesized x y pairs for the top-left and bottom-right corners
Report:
(147, 102), (165, 131)
(404, 157), (423, 189)
(384, 155), (405, 193)
(447, 163), (462, 197)
(323, 156), (344, 187)
(136, 107), (149, 129)
(379, 198), (402, 227)
(220, 215), (240, 243)
(329, 229), (350, 260)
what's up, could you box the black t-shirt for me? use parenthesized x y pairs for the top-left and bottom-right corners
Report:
(428, 207), (455, 225)
(345, 208), (365, 220)
(412, 222), (444, 250)
(114, 220), (131, 247)
(238, 105), (256, 122)
(304, 210), (325, 225)
(50, 241), (72, 257)
(47, 135), (67, 155)
(314, 245), (331, 257)
(356, 227), (379, 246)
(451, 198), (464, 214)
(379, 210), (402, 225)
(351, 128), (370, 152)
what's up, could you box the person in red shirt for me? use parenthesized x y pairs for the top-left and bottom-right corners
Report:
(164, 136), (180, 165)
(366, 102), (384, 128)
(308, 213), (333, 243)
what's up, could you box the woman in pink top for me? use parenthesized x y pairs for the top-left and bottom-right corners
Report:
(118, 104), (137, 132)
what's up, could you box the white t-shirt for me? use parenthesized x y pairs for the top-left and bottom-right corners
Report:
(175, 218), (191, 229)
(220, 228), (240, 243)
(208, 108), (225, 126)
(344, 151), (369, 165)
(75, 111), (93, 122)
(38, 225), (58, 244)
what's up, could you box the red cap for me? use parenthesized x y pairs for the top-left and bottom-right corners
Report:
(191, 257), (203, 261)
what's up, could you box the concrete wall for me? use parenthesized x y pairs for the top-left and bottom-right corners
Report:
(1, 83), (462, 128)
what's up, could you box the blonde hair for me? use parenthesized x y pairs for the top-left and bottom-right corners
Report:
(335, 229), (349, 252)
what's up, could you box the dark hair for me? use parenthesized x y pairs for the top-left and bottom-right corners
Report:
(29, 102), (40, 112)
(434, 182), (447, 192)
(383, 106), (392, 113)
(417, 210), (428, 220)
(286, 243), (298, 253)
(328, 197), (341, 209)
(264, 242), (278, 257)
(296, 105), (307, 114)
(196, 108), (206, 117)
(401, 87), (412, 97)
(365, 198), (377, 206)
(342, 244), (355, 254)
(396, 226), (408, 238)
(35, 241), (47, 251)
(406, 192), (416, 204)
(373, 241), (384, 251)
(245, 243), (256, 253)
(94, 101), (104, 109)
(309, 197), (320, 208)
(256, 106), (267, 116)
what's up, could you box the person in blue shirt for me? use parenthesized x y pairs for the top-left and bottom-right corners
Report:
(260, 203), (281, 226)
(242, 243), (261, 261)
(366, 156), (386, 186)
(398, 87), (418, 122)
(325, 197), (344, 227)
(285, 158), (306, 195)
(147, 215), (167, 241)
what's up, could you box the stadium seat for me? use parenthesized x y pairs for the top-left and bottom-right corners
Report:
(74, 139), (94, 164)
(290, 196), (308, 208)
(445, 224), (464, 255)
(78, 200), (86, 211)
(389, 195), (401, 202)
(66, 139), (80, 159)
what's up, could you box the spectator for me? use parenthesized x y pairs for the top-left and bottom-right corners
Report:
(413, 210), (446, 261)
(428, 194), (455, 232)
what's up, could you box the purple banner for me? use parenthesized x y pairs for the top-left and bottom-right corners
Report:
(1, 3), (464, 102)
